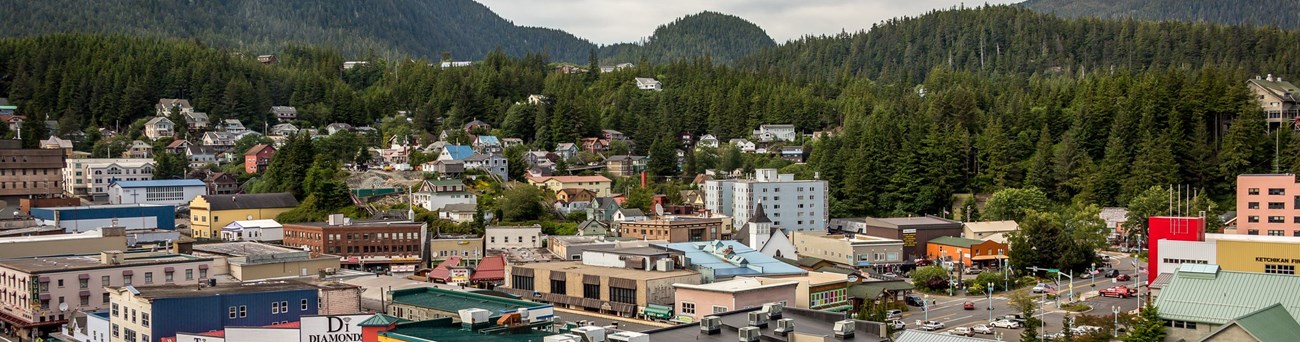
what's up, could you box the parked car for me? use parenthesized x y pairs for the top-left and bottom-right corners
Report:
(999, 314), (1027, 325)
(1032, 283), (1049, 293)
(963, 301), (975, 310)
(1117, 274), (1132, 281)
(915, 259), (933, 266)
(948, 327), (974, 336)
(890, 320), (906, 330)
(1105, 269), (1121, 278)
(991, 319), (1022, 329)
(965, 267), (982, 275)
(920, 320), (945, 331)
(1100, 286), (1136, 298)
(905, 294), (926, 307)
(883, 272), (898, 278)
(1072, 325), (1103, 334)
(1079, 272), (1093, 279)
(887, 309), (903, 320)
(971, 324), (994, 334)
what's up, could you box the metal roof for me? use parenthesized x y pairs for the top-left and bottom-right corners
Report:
(1201, 303), (1300, 342)
(1155, 267), (1300, 324)
(895, 330), (992, 342)
(928, 236), (984, 248)
(111, 179), (206, 188)
(656, 240), (807, 278)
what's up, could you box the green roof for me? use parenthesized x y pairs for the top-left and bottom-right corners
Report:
(928, 236), (984, 248)
(1200, 303), (1300, 342)
(1156, 266), (1300, 325)
(380, 318), (557, 342)
(390, 287), (548, 315)
(427, 179), (465, 187)
(358, 314), (409, 327)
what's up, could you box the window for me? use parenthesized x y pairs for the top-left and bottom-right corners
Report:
(713, 305), (728, 314)
(280, 301), (288, 312)
(1249, 229), (1260, 235)
(302, 299), (309, 311)
(512, 275), (534, 291)
(1295, 231), (1300, 237)
(80, 295), (88, 306)
(273, 301), (281, 314)
(1265, 264), (1296, 275)
(185, 269), (193, 280)
(103, 293), (110, 304)
(681, 302), (696, 314)
(1270, 216), (1286, 223)
(229, 306), (237, 319)
(1248, 216), (1260, 223)
(1269, 230), (1285, 236)
(141, 313), (149, 327)
(165, 271), (174, 283)
(200, 269), (207, 279)
(79, 278), (88, 289)
(583, 284), (600, 299)
(112, 304), (119, 317)
(57, 279), (64, 288)
(1249, 188), (1260, 195)
(239, 305), (247, 317)
(144, 272), (153, 285)
(609, 286), (636, 304)
(1270, 188), (1287, 195)
(102, 276), (110, 287)
(123, 329), (136, 342)
(550, 279), (567, 295)
(1269, 202), (1286, 209)
(1249, 202), (1261, 209)
(112, 324), (119, 338)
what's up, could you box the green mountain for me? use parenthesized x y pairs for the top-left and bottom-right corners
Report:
(0, 0), (597, 61)
(739, 5), (1300, 81)
(1020, 0), (1300, 29)
(600, 11), (776, 64)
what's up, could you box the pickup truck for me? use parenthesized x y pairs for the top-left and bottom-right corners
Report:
(1100, 286), (1136, 298)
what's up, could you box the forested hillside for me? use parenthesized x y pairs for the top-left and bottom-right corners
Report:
(1021, 0), (1300, 29)
(741, 5), (1300, 82)
(0, 0), (596, 61)
(600, 11), (776, 64)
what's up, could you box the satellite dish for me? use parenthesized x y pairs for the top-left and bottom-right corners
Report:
(58, 303), (68, 311)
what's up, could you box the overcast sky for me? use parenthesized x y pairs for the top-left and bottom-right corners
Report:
(476, 0), (1022, 45)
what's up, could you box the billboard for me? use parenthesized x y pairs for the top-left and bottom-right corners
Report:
(300, 314), (371, 342)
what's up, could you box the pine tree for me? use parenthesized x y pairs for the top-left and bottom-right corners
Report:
(1217, 109), (1268, 193)
(647, 135), (678, 179)
(975, 116), (1011, 190)
(1123, 305), (1166, 342)
(1024, 125), (1056, 197)
(1123, 133), (1179, 201)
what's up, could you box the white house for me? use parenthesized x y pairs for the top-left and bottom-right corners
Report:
(752, 124), (797, 142)
(485, 225), (544, 250)
(439, 203), (477, 223)
(555, 143), (579, 161)
(613, 208), (648, 223)
(62, 158), (156, 197)
(108, 179), (207, 206)
(269, 123), (299, 136)
(202, 131), (237, 148)
(704, 168), (828, 233)
(155, 99), (192, 117)
(413, 179), (477, 212)
(185, 145), (218, 168)
(463, 153), (508, 180)
(635, 77), (662, 91)
(222, 119), (247, 134)
(221, 219), (285, 242)
(143, 117), (175, 140)
(698, 134), (719, 148)
(183, 111), (210, 130)
(729, 139), (756, 153)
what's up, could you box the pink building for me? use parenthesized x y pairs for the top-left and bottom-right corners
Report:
(672, 277), (798, 321)
(1236, 174), (1300, 236)
(0, 251), (212, 338)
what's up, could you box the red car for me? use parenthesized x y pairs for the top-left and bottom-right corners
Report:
(963, 301), (975, 310)
(1116, 274), (1132, 281)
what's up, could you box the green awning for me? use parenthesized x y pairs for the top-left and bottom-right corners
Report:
(822, 305), (854, 312)
(643, 304), (673, 319)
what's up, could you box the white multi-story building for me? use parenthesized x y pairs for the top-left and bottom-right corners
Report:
(63, 158), (156, 197)
(107, 179), (207, 206)
(413, 179), (477, 212)
(752, 124), (797, 142)
(485, 225), (544, 250)
(704, 169), (828, 233)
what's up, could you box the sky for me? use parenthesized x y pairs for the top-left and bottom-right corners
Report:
(476, 0), (1022, 45)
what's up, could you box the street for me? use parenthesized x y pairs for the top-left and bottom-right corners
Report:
(898, 252), (1145, 341)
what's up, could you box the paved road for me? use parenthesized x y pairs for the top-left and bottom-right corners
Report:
(898, 252), (1146, 341)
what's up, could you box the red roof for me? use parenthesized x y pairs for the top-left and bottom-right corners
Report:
(266, 321), (301, 328)
(470, 255), (506, 281)
(198, 330), (226, 337)
(244, 143), (273, 156)
(428, 256), (462, 282)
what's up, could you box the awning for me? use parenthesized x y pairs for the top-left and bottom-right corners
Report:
(971, 255), (1007, 261)
(78, 274), (90, 280)
(199, 265), (209, 269)
(122, 270), (133, 276)
(643, 304), (673, 319)
(165, 267), (175, 272)
(822, 305), (854, 312)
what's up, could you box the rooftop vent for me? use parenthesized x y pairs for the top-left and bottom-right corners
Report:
(607, 331), (649, 342)
(763, 302), (784, 320)
(700, 316), (721, 335)
(571, 326), (606, 342)
(833, 320), (855, 338)
(738, 326), (761, 342)
(748, 311), (769, 328)
(774, 318), (795, 336)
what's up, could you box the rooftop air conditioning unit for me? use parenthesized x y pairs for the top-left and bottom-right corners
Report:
(833, 320), (855, 338)
(738, 326), (761, 342)
(763, 302), (784, 320)
(543, 334), (581, 342)
(457, 308), (491, 324)
(607, 331), (649, 342)
(700, 316), (721, 335)
(572, 326), (606, 342)
(774, 318), (795, 336)
(748, 311), (769, 328)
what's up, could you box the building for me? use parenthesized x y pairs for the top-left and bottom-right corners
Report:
(832, 216), (963, 263)
(791, 231), (905, 271)
(733, 205), (796, 258)
(658, 240), (807, 282)
(1246, 74), (1300, 126)
(0, 227), (127, 259)
(30, 204), (175, 232)
(1153, 232), (1300, 277)
(386, 287), (552, 322)
(219, 219), (283, 242)
(643, 304), (888, 342)
(635, 77), (662, 91)
(705, 169), (827, 233)
(752, 124), (797, 142)
(429, 236), (483, 265)
(188, 193), (299, 240)
(0, 251), (213, 338)
(527, 175), (613, 197)
(438, 203), (477, 223)
(546, 236), (634, 261)
(1147, 216), (1206, 285)
(269, 106), (297, 122)
(0, 140), (65, 197)
(257, 54), (277, 64)
(619, 217), (725, 242)
(499, 255), (700, 317)
(895, 330), (991, 342)
(484, 225), (543, 250)
(122, 140), (153, 159)
(673, 277), (798, 321)
(107, 179), (207, 206)
(62, 158), (155, 198)
(182, 111), (209, 131)
(754, 272), (851, 311)
(143, 117), (174, 141)
(243, 144), (276, 174)
(1154, 264), (1300, 342)
(926, 236), (1007, 269)
(282, 215), (427, 273)
(221, 119), (246, 134)
(39, 135), (75, 158)
(1235, 174), (1300, 236)
(962, 220), (1018, 240)
(108, 281), (319, 342)
(191, 242), (340, 281)
(201, 172), (237, 195)
(604, 155), (646, 177)
(472, 135), (501, 154)
(436, 145), (473, 161)
(462, 153), (508, 180)
(554, 143), (578, 160)
(184, 145), (218, 168)
(155, 99), (192, 117)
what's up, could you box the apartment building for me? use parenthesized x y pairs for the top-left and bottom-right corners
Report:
(281, 215), (427, 273)
(1236, 174), (1300, 236)
(62, 158), (155, 197)
(704, 169), (828, 232)
(0, 140), (65, 198)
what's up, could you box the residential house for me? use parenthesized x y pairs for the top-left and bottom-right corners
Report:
(577, 220), (609, 236)
(555, 64), (582, 74)
(438, 203), (477, 223)
(202, 172), (239, 195)
(183, 111), (210, 130)
(0, 113), (22, 132)
(729, 138), (756, 153)
(599, 63), (635, 73)
(463, 153), (508, 180)
(342, 61), (368, 70)
(527, 175), (613, 196)
(326, 123), (353, 135)
(437, 145), (474, 161)
(189, 193), (299, 240)
(962, 220), (1019, 241)
(485, 225), (544, 250)
(222, 119), (247, 134)
(269, 123), (299, 137)
(201, 132), (237, 150)
(243, 144), (276, 174)
(144, 117), (175, 140)
(752, 124), (798, 142)
(422, 159), (464, 178)
(526, 94), (548, 105)
(588, 197), (622, 223)
(780, 146), (806, 163)
(123, 140), (153, 159)
(554, 189), (596, 215)
(257, 54), (277, 64)
(613, 208), (648, 223)
(698, 134), (719, 148)
(440, 61), (472, 68)
(602, 130), (627, 141)
(155, 99), (193, 117)
(555, 143), (579, 160)
(473, 135), (502, 154)
(605, 155), (646, 177)
(166, 140), (191, 155)
(501, 138), (524, 148)
(463, 119), (490, 134)
(40, 135), (74, 158)
(1246, 74), (1299, 126)
(580, 137), (608, 153)
(219, 219), (284, 242)
(413, 179), (476, 212)
(185, 145), (218, 168)
(1100, 207), (1128, 238)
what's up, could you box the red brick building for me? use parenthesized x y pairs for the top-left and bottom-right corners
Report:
(281, 215), (428, 273)
(244, 144), (276, 174)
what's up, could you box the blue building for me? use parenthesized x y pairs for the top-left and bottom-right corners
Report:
(29, 204), (176, 232)
(109, 282), (320, 342)
(656, 240), (808, 282)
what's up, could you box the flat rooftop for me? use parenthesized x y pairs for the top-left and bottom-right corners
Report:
(674, 277), (797, 293)
(645, 306), (886, 342)
(34, 204), (171, 211)
(390, 287), (547, 315)
(515, 261), (698, 280)
(191, 242), (304, 257)
(285, 220), (422, 229)
(126, 281), (319, 300)
(587, 246), (680, 257)
(380, 318), (557, 342)
(0, 253), (209, 274)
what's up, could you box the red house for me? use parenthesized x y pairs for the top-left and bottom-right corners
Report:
(244, 144), (276, 174)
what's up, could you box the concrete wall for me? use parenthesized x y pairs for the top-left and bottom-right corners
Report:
(233, 258), (340, 281)
(645, 274), (702, 306)
(1157, 240), (1216, 275)
(225, 327), (296, 341)
(319, 287), (362, 315)
(0, 233), (127, 259)
(484, 226), (543, 250)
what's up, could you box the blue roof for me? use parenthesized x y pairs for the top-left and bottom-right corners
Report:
(112, 179), (206, 188)
(656, 240), (807, 279)
(443, 145), (474, 160)
(476, 135), (501, 145)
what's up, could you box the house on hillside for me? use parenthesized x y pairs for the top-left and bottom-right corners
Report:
(414, 179), (476, 212)
(222, 119), (247, 134)
(143, 117), (175, 140)
(166, 140), (192, 155)
(753, 124), (797, 142)
(464, 153), (508, 180)
(257, 54), (277, 64)
(326, 123), (353, 135)
(729, 138), (756, 153)
(269, 106), (297, 122)
(1247, 74), (1300, 128)
(123, 140), (153, 159)
(473, 135), (502, 154)
(635, 77), (662, 91)
(437, 145), (474, 161)
(155, 99), (193, 117)
(463, 119), (490, 134)
(698, 134), (719, 148)
(202, 172), (239, 195)
(605, 155), (646, 177)
(185, 145), (218, 168)
(243, 144), (276, 174)
(183, 111), (210, 130)
(580, 137), (608, 154)
(555, 143), (579, 161)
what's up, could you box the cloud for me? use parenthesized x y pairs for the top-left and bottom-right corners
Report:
(476, 0), (1021, 45)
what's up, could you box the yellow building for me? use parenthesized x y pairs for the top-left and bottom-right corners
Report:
(526, 175), (612, 197)
(1214, 234), (1300, 274)
(189, 193), (299, 239)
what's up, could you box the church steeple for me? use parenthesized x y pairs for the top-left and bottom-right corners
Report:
(747, 202), (773, 251)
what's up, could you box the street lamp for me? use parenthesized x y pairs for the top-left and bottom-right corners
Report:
(986, 282), (993, 323)
(1039, 293), (1045, 339)
(924, 294), (930, 322)
(1112, 305), (1121, 338)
